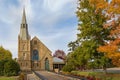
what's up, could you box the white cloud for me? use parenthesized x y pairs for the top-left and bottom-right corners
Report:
(31, 0), (77, 28)
(43, 0), (73, 12)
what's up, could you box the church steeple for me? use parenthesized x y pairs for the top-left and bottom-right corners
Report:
(19, 8), (30, 40)
(22, 8), (27, 24)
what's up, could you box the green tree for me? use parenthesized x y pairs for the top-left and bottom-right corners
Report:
(76, 0), (110, 69)
(0, 59), (11, 76)
(0, 60), (5, 75)
(4, 59), (20, 76)
(0, 46), (20, 76)
(0, 46), (12, 60)
(0, 46), (12, 76)
(62, 52), (75, 72)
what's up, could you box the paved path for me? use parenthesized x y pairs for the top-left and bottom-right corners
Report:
(27, 73), (40, 80)
(36, 71), (80, 80)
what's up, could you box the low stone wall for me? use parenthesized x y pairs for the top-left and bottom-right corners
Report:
(33, 71), (48, 80)
(32, 71), (42, 80)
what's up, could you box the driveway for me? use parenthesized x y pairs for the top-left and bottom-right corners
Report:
(36, 71), (80, 80)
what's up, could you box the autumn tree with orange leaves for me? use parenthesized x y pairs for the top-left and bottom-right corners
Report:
(90, 0), (120, 67)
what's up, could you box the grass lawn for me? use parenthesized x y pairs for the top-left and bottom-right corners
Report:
(0, 77), (15, 80)
(70, 71), (120, 80)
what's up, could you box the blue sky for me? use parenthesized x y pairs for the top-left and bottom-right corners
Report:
(0, 0), (78, 58)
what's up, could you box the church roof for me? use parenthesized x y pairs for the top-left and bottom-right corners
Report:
(53, 57), (65, 64)
(32, 36), (52, 53)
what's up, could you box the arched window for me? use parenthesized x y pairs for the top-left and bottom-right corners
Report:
(32, 49), (39, 61)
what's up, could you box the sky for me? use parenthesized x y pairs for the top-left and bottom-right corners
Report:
(0, 0), (78, 58)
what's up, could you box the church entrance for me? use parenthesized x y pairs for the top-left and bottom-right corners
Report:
(45, 58), (49, 71)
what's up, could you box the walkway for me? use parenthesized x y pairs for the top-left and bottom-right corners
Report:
(27, 73), (40, 80)
(36, 71), (80, 80)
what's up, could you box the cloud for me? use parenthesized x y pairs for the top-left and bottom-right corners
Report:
(0, 0), (78, 58)
(30, 0), (77, 27)
(43, 0), (74, 12)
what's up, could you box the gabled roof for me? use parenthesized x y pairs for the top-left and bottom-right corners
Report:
(32, 36), (52, 53)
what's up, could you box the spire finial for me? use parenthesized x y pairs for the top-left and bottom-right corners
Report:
(22, 7), (27, 24)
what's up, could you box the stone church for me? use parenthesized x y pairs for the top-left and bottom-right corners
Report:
(18, 9), (53, 71)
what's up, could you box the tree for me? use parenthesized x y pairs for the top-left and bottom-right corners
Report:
(75, 0), (109, 69)
(0, 60), (5, 75)
(53, 50), (66, 60)
(62, 52), (75, 72)
(0, 59), (20, 76)
(68, 41), (79, 51)
(0, 46), (20, 76)
(0, 46), (12, 60)
(93, 0), (120, 67)
(4, 59), (20, 76)
(0, 46), (12, 76)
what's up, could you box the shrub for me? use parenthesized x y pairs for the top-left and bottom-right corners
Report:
(62, 64), (75, 72)
(0, 60), (4, 76)
(0, 59), (9, 76)
(4, 59), (20, 76)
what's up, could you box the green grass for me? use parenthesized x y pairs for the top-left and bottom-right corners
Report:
(71, 71), (103, 76)
(0, 77), (15, 80)
(70, 71), (120, 80)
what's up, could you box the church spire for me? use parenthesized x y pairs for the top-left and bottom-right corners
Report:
(19, 8), (30, 40)
(22, 8), (27, 24)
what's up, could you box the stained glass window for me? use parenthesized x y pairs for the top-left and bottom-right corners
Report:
(32, 49), (39, 61)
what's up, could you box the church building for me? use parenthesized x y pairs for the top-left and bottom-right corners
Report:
(18, 9), (53, 71)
